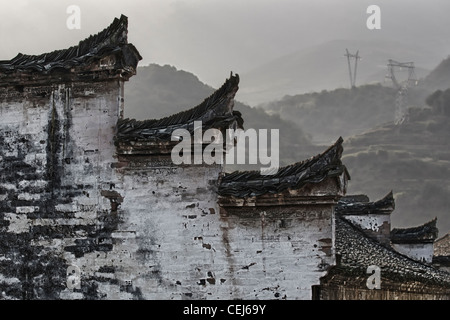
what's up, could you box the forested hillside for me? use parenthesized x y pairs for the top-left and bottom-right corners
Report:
(343, 95), (450, 233)
(258, 84), (431, 143)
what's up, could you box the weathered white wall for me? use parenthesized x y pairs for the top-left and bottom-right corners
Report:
(0, 80), (124, 299)
(96, 155), (336, 300)
(392, 243), (434, 263)
(1, 79), (337, 300)
(217, 205), (335, 300)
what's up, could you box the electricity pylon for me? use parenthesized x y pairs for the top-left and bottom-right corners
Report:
(345, 49), (361, 88)
(385, 59), (418, 124)
(385, 59), (417, 90)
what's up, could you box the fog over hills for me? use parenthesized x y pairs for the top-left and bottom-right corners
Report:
(239, 39), (441, 106)
(424, 55), (450, 90)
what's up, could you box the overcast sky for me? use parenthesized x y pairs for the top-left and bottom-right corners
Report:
(1, 0), (450, 87)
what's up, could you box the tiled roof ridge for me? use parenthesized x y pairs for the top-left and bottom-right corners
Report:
(0, 14), (141, 75)
(217, 137), (347, 198)
(436, 233), (450, 242)
(116, 73), (241, 141)
(391, 217), (439, 243)
(335, 191), (395, 215)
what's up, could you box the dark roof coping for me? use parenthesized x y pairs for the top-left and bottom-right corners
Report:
(115, 73), (242, 142)
(335, 191), (395, 216)
(337, 194), (370, 205)
(0, 15), (141, 82)
(391, 218), (439, 244)
(217, 137), (349, 198)
(433, 255), (450, 265)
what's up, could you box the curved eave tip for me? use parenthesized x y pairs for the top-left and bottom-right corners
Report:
(229, 71), (240, 83)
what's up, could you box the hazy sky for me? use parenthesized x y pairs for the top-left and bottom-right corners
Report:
(1, 0), (450, 87)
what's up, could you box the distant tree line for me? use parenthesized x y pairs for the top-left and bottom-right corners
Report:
(426, 88), (450, 117)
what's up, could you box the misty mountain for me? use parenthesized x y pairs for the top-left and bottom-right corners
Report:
(124, 64), (214, 120)
(423, 55), (450, 91)
(239, 39), (440, 106)
(258, 84), (396, 144)
(255, 51), (450, 144)
(258, 84), (434, 144)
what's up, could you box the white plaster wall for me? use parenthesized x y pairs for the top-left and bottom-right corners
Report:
(1, 80), (336, 300)
(392, 243), (434, 263)
(0, 81), (125, 299)
(104, 160), (336, 301)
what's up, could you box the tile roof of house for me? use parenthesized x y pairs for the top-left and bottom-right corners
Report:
(0, 15), (141, 80)
(434, 233), (450, 257)
(333, 216), (450, 288)
(116, 73), (242, 142)
(335, 191), (395, 216)
(391, 218), (439, 244)
(217, 137), (348, 198)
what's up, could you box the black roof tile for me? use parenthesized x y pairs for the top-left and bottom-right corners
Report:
(391, 218), (439, 243)
(116, 73), (242, 142)
(335, 191), (395, 216)
(336, 216), (450, 287)
(217, 137), (348, 198)
(0, 15), (141, 76)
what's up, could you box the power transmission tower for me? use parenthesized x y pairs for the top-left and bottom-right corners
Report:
(345, 49), (361, 88)
(385, 59), (418, 125)
(385, 59), (417, 89)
